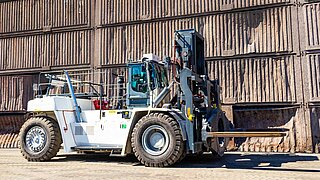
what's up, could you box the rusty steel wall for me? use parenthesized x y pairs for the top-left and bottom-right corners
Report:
(300, 1), (320, 103)
(100, 0), (292, 25)
(207, 7), (294, 56)
(300, 1), (320, 50)
(0, 30), (92, 71)
(0, 0), (90, 35)
(300, 1), (320, 153)
(304, 54), (320, 102)
(207, 55), (300, 104)
(0, 75), (35, 112)
(98, 5), (295, 65)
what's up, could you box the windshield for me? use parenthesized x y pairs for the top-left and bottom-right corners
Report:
(149, 63), (168, 90)
(131, 62), (169, 93)
(131, 64), (148, 93)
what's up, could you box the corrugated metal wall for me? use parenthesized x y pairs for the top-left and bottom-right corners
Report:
(207, 55), (298, 103)
(0, 75), (35, 112)
(0, 30), (91, 70)
(302, 2), (320, 50)
(300, 0), (320, 153)
(0, 0), (319, 152)
(0, 0), (90, 34)
(100, 0), (292, 24)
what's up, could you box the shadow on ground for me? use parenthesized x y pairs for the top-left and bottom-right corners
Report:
(177, 153), (320, 172)
(54, 153), (140, 166)
(54, 152), (319, 172)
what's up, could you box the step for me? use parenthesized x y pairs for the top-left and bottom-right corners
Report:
(72, 145), (122, 152)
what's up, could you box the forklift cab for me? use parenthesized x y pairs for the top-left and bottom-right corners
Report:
(127, 54), (169, 108)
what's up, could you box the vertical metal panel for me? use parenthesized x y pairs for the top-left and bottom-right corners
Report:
(302, 2), (320, 50)
(305, 54), (320, 102)
(100, 6), (294, 65)
(0, 0), (43, 33)
(0, 30), (91, 70)
(43, 0), (90, 28)
(0, 75), (35, 112)
(46, 30), (91, 67)
(100, 20), (185, 65)
(207, 56), (297, 103)
(100, 0), (292, 25)
(298, 1), (320, 153)
(231, 0), (292, 9)
(0, 0), (90, 34)
(207, 6), (294, 57)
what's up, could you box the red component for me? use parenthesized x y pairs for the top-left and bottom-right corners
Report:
(93, 100), (109, 110)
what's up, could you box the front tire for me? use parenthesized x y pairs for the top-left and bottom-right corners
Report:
(19, 117), (62, 161)
(131, 113), (185, 167)
(210, 113), (230, 157)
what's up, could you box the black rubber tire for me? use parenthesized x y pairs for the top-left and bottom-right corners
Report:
(176, 140), (187, 163)
(131, 113), (185, 167)
(19, 117), (62, 162)
(211, 113), (230, 157)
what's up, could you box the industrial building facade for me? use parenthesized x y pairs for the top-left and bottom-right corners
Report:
(0, 0), (319, 153)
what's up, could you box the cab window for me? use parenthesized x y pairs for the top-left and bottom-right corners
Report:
(131, 65), (148, 93)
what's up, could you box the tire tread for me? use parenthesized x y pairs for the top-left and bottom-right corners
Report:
(19, 117), (62, 162)
(131, 113), (185, 167)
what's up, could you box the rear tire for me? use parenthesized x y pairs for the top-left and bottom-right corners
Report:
(19, 117), (62, 162)
(131, 113), (185, 167)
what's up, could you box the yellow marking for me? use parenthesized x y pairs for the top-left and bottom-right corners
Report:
(187, 108), (191, 117)
(108, 110), (116, 114)
(187, 108), (193, 121)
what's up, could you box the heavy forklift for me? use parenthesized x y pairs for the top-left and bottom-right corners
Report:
(19, 29), (286, 167)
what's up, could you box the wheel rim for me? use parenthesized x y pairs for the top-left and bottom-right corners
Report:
(142, 125), (169, 156)
(25, 126), (47, 153)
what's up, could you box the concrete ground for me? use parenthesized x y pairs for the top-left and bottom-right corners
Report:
(0, 149), (319, 180)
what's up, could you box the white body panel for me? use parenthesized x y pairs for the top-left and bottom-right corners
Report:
(27, 96), (186, 155)
(54, 110), (77, 152)
(73, 110), (131, 148)
(28, 96), (94, 111)
(27, 96), (96, 152)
